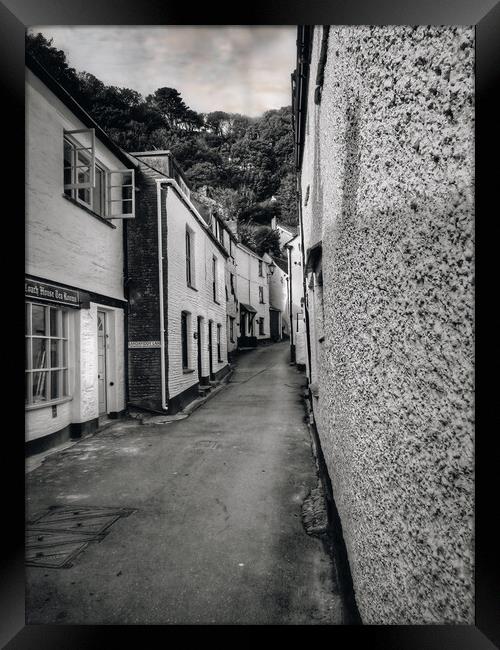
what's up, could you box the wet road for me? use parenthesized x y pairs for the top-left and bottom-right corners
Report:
(26, 341), (341, 624)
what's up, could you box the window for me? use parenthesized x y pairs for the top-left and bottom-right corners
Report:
(63, 129), (135, 219)
(26, 303), (69, 406)
(217, 324), (222, 361)
(186, 228), (192, 286)
(258, 260), (263, 277)
(259, 286), (265, 304)
(218, 223), (224, 245)
(181, 311), (190, 369)
(259, 317), (265, 336)
(229, 317), (235, 343)
(212, 257), (218, 302)
(230, 273), (235, 295)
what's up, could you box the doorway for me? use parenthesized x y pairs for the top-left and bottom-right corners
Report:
(97, 310), (107, 415)
(197, 316), (203, 382)
(208, 320), (214, 379)
(270, 309), (280, 341)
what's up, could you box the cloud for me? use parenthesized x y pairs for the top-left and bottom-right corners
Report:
(28, 26), (296, 116)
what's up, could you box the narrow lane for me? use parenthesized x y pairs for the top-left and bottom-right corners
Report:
(26, 341), (341, 624)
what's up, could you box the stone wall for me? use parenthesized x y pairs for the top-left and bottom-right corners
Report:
(300, 25), (474, 624)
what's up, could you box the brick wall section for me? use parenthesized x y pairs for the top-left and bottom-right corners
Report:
(126, 162), (164, 409)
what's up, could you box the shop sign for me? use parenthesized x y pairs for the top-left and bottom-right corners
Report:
(25, 278), (80, 308)
(128, 341), (161, 349)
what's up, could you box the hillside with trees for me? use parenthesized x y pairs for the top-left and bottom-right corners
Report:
(26, 33), (298, 256)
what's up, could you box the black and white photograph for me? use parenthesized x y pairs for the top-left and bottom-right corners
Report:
(0, 1), (494, 639)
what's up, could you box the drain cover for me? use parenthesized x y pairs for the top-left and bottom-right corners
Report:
(193, 440), (219, 449)
(26, 506), (135, 568)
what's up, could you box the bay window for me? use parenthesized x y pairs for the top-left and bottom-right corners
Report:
(25, 303), (69, 406)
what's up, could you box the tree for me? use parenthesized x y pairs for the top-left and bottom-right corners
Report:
(26, 33), (299, 228)
(252, 225), (281, 257)
(147, 87), (190, 129)
(237, 223), (280, 257)
(185, 161), (221, 188)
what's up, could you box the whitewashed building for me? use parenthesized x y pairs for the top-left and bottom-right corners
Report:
(233, 243), (270, 346)
(284, 233), (307, 367)
(263, 252), (289, 340)
(191, 193), (239, 359)
(26, 55), (135, 453)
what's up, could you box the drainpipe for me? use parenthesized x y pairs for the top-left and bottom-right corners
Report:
(156, 178), (169, 411)
(287, 245), (295, 363)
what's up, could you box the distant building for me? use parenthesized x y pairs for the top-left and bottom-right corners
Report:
(293, 25), (474, 624)
(284, 234), (307, 367)
(191, 192), (239, 360)
(263, 253), (289, 341)
(126, 152), (230, 413)
(270, 216), (297, 251)
(25, 54), (135, 453)
(233, 243), (271, 347)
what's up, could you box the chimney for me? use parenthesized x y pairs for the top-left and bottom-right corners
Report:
(129, 150), (172, 178)
(271, 216), (277, 230)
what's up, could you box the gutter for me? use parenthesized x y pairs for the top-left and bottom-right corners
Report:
(156, 178), (169, 411)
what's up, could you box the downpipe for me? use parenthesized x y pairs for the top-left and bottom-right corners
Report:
(156, 178), (168, 411)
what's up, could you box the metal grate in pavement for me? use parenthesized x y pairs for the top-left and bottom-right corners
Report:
(26, 506), (135, 568)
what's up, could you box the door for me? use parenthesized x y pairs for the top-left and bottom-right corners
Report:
(197, 316), (203, 381)
(270, 310), (280, 341)
(97, 310), (107, 415)
(240, 311), (246, 336)
(208, 320), (213, 379)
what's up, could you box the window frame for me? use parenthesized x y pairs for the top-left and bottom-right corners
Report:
(212, 256), (218, 303)
(63, 130), (135, 220)
(186, 227), (193, 287)
(259, 286), (265, 304)
(25, 302), (70, 408)
(64, 133), (108, 216)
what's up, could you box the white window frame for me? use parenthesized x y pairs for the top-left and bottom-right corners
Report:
(64, 129), (135, 220)
(106, 169), (136, 220)
(64, 128), (95, 190)
(212, 256), (218, 302)
(26, 302), (70, 408)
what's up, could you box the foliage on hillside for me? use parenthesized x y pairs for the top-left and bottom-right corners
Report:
(27, 33), (298, 255)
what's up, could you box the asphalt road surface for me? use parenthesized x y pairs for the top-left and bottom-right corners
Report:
(26, 341), (342, 624)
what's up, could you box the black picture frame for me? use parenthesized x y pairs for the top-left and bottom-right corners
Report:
(1, 0), (497, 646)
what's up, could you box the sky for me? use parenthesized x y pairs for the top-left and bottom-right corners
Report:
(28, 26), (297, 117)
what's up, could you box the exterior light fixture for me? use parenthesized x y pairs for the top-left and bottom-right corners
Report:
(268, 261), (276, 275)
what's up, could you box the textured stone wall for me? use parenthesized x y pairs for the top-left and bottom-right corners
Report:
(300, 26), (474, 624)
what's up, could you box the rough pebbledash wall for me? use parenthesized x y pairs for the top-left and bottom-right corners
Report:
(301, 26), (474, 623)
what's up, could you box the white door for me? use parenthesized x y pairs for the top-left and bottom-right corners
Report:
(97, 310), (107, 415)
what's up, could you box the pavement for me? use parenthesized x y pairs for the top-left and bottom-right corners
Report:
(26, 341), (342, 625)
